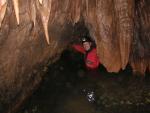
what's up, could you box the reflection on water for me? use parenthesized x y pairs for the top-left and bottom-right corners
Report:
(18, 50), (150, 113)
(83, 89), (95, 103)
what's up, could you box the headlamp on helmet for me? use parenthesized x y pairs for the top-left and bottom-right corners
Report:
(81, 37), (91, 43)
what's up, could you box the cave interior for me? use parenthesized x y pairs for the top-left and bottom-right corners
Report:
(0, 0), (149, 113)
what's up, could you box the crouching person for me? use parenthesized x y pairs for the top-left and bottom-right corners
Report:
(72, 36), (101, 77)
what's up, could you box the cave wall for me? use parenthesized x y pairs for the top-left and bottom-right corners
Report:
(0, 0), (74, 112)
(83, 0), (134, 72)
(0, 0), (149, 112)
(130, 0), (150, 74)
(83, 0), (149, 74)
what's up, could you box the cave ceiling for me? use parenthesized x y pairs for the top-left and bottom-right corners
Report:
(0, 0), (149, 75)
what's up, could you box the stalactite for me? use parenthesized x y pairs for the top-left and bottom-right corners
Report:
(85, 0), (88, 16)
(39, 0), (43, 4)
(0, 0), (149, 112)
(73, 0), (82, 24)
(0, 0), (149, 73)
(36, 0), (52, 44)
(0, 0), (7, 28)
(114, 0), (134, 69)
(12, 0), (19, 25)
(29, 0), (36, 27)
(85, 0), (123, 72)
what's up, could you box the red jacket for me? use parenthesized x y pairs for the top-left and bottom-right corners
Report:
(73, 44), (100, 69)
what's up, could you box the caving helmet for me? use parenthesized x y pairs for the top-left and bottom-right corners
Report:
(81, 36), (92, 44)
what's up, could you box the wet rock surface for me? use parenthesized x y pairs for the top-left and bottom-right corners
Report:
(0, 0), (149, 111)
(17, 50), (150, 113)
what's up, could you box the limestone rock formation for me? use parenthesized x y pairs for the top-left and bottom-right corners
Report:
(0, 0), (149, 112)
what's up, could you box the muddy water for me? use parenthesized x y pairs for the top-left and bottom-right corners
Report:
(17, 50), (150, 113)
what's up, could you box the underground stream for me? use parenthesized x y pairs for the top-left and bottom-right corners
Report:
(16, 50), (150, 113)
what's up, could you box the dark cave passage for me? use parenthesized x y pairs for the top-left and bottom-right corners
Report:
(16, 50), (150, 113)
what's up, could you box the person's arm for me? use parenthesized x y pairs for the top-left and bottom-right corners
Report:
(72, 44), (85, 54)
(85, 49), (100, 69)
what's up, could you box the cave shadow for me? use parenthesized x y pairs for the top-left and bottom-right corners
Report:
(17, 49), (150, 113)
(16, 20), (150, 113)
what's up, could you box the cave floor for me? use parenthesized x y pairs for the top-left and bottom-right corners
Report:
(17, 51), (150, 113)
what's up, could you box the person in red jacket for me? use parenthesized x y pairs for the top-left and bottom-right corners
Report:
(72, 37), (100, 70)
